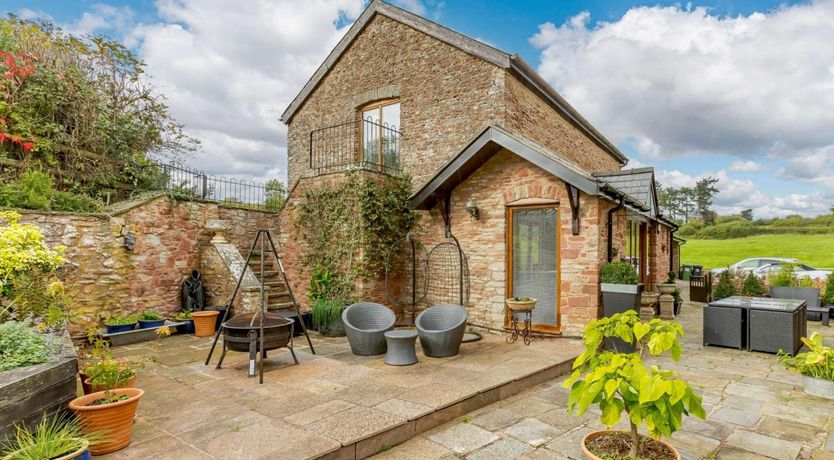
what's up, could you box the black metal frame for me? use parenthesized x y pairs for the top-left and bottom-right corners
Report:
(204, 229), (315, 383)
(309, 118), (402, 175)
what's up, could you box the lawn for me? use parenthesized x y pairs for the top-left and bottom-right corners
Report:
(681, 234), (834, 269)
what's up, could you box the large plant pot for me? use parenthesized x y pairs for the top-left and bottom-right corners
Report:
(319, 314), (346, 337)
(601, 283), (644, 317)
(581, 430), (680, 460)
(656, 283), (676, 295)
(69, 388), (144, 455)
(84, 374), (137, 394)
(192, 310), (220, 337)
(803, 375), (834, 400)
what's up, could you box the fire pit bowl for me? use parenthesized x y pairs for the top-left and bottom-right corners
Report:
(222, 312), (293, 352)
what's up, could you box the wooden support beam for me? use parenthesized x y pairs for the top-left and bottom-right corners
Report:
(565, 183), (580, 235)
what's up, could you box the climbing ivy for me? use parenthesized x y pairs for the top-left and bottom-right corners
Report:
(298, 172), (418, 299)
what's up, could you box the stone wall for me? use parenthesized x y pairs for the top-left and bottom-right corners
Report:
(14, 195), (279, 336)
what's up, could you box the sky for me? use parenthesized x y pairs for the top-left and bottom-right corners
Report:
(4, 0), (834, 218)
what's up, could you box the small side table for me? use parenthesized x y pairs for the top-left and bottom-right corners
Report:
(507, 310), (533, 345)
(384, 330), (418, 366)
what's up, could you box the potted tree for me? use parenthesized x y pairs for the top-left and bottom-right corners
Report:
(1, 413), (94, 460)
(69, 374), (143, 455)
(779, 332), (834, 400)
(712, 270), (736, 300)
(740, 272), (766, 297)
(565, 311), (706, 459)
(600, 261), (643, 317)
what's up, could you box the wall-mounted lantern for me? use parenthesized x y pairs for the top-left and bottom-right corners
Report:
(465, 198), (479, 220)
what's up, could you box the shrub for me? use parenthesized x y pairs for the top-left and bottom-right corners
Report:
(823, 274), (834, 306)
(600, 261), (640, 285)
(565, 311), (705, 458)
(0, 321), (56, 372)
(84, 357), (136, 386)
(311, 298), (346, 330)
(779, 332), (834, 381)
(0, 171), (102, 213)
(713, 270), (736, 298)
(740, 273), (766, 297)
(768, 263), (798, 287)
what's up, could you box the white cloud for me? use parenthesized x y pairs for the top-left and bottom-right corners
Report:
(729, 160), (760, 172)
(68, 4), (135, 35)
(776, 144), (834, 185)
(530, 2), (834, 161)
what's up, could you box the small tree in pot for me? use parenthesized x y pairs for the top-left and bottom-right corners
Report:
(712, 270), (736, 300)
(565, 311), (706, 460)
(600, 261), (642, 317)
(740, 273), (766, 297)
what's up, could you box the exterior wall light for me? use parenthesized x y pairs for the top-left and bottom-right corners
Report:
(465, 198), (479, 220)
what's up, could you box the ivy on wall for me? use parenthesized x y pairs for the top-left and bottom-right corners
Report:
(298, 172), (418, 299)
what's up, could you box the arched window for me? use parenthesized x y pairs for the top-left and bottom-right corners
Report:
(359, 99), (400, 173)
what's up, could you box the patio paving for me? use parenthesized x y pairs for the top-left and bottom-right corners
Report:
(98, 324), (583, 459)
(376, 296), (834, 460)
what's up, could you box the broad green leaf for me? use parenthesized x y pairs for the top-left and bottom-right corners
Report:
(604, 379), (619, 399)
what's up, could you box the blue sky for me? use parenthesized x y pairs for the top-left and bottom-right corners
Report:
(4, 0), (833, 217)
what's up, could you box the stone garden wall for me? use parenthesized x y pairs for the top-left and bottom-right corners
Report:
(13, 194), (278, 337)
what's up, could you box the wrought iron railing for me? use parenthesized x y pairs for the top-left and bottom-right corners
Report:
(310, 118), (401, 175)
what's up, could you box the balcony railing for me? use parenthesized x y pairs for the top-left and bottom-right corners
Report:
(310, 118), (401, 175)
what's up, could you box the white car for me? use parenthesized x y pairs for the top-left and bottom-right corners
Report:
(753, 263), (832, 282)
(710, 257), (797, 276)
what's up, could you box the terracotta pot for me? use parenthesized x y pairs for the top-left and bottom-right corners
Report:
(84, 374), (137, 394)
(69, 388), (144, 455)
(581, 430), (680, 460)
(79, 371), (93, 396)
(192, 310), (220, 337)
(506, 298), (537, 312)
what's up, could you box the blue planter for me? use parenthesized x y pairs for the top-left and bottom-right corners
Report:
(178, 320), (195, 334)
(75, 449), (92, 460)
(104, 323), (136, 334)
(138, 319), (166, 329)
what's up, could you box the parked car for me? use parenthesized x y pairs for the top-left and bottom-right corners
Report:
(753, 263), (832, 282)
(711, 257), (797, 276)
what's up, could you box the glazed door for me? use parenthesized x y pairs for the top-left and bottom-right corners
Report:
(507, 206), (560, 332)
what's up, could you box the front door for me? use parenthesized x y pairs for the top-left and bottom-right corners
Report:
(507, 205), (560, 332)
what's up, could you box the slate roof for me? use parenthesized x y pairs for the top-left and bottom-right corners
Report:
(280, 0), (627, 166)
(594, 167), (657, 213)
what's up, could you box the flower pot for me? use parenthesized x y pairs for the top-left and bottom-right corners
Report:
(192, 310), (220, 337)
(84, 374), (137, 393)
(601, 283), (644, 317)
(69, 388), (144, 455)
(138, 319), (166, 329)
(674, 300), (682, 316)
(581, 430), (680, 460)
(656, 283), (676, 295)
(104, 323), (136, 334)
(79, 371), (94, 395)
(802, 375), (834, 400)
(319, 314), (346, 337)
(506, 298), (537, 312)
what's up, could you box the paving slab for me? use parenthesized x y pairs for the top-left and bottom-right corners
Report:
(503, 417), (562, 447)
(725, 429), (803, 460)
(466, 437), (533, 460)
(427, 422), (500, 454)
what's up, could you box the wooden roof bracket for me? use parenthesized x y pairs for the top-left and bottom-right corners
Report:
(438, 194), (452, 238)
(566, 183), (580, 235)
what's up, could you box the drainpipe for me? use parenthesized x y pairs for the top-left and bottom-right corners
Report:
(669, 228), (676, 275)
(607, 196), (624, 262)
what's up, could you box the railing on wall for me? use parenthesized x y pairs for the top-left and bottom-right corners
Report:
(310, 118), (401, 176)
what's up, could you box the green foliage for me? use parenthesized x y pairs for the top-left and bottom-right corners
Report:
(565, 312), (705, 457)
(768, 263), (799, 288)
(0, 17), (197, 202)
(713, 270), (736, 299)
(0, 171), (102, 212)
(779, 332), (834, 381)
(84, 357), (136, 386)
(308, 266), (350, 303)
(311, 298), (346, 331)
(1, 413), (91, 460)
(264, 179), (287, 211)
(174, 311), (192, 321)
(139, 311), (163, 321)
(0, 321), (56, 371)
(103, 313), (138, 326)
(681, 235), (834, 270)
(823, 274), (834, 306)
(299, 173), (417, 299)
(600, 261), (640, 285)
(740, 273), (766, 297)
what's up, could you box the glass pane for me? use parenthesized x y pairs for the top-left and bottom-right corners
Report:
(381, 103), (400, 173)
(361, 108), (379, 167)
(512, 208), (559, 326)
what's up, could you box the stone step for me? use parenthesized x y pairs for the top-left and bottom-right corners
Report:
(266, 302), (296, 311)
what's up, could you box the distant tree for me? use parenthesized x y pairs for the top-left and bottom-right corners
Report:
(694, 177), (720, 221)
(680, 187), (696, 222)
(740, 209), (753, 221)
(264, 179), (287, 211)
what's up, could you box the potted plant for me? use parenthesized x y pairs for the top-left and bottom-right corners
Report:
(312, 298), (347, 337)
(712, 270), (736, 300)
(1, 413), (94, 460)
(672, 288), (683, 316)
(656, 271), (676, 295)
(740, 272), (766, 297)
(565, 311), (706, 459)
(769, 263), (820, 301)
(506, 296), (537, 312)
(823, 273), (834, 318)
(174, 311), (194, 333)
(103, 314), (137, 334)
(82, 357), (137, 393)
(137, 311), (165, 329)
(69, 386), (143, 455)
(779, 332), (834, 400)
(600, 261), (643, 317)
(191, 309), (220, 337)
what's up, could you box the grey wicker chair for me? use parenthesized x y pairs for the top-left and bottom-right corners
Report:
(342, 302), (396, 356)
(415, 304), (468, 358)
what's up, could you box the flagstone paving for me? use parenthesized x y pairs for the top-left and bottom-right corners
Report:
(375, 299), (834, 460)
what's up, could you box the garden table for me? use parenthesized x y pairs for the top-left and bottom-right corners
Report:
(704, 296), (806, 355)
(384, 330), (418, 366)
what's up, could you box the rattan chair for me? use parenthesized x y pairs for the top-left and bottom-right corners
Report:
(415, 304), (468, 358)
(342, 302), (396, 356)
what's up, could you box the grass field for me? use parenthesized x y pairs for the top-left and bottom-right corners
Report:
(681, 234), (834, 270)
